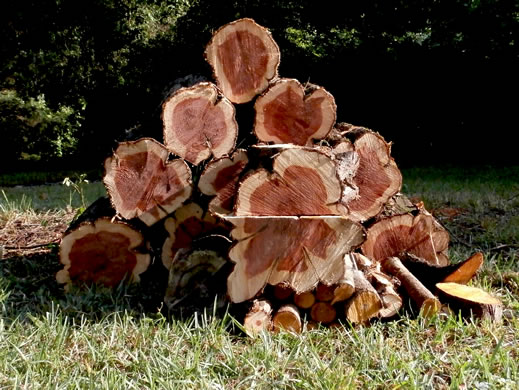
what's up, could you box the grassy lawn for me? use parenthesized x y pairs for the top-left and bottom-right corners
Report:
(0, 166), (518, 389)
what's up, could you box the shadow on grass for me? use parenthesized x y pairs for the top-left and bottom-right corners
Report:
(0, 251), (239, 326)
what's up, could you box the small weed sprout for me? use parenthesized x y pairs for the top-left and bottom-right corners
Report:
(62, 173), (89, 211)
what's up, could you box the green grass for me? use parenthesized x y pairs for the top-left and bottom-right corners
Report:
(0, 166), (518, 389)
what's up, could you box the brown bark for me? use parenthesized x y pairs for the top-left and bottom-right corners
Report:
(362, 211), (449, 266)
(224, 215), (365, 303)
(198, 149), (248, 214)
(331, 127), (403, 222)
(57, 214), (150, 289)
(103, 138), (192, 226)
(344, 270), (383, 323)
(254, 78), (336, 145)
(205, 18), (280, 104)
(382, 256), (441, 317)
(294, 291), (316, 309)
(273, 304), (302, 333)
(235, 147), (345, 216)
(310, 302), (337, 324)
(161, 202), (228, 270)
(163, 248), (228, 310)
(243, 299), (273, 335)
(162, 82), (238, 165)
(436, 282), (503, 322)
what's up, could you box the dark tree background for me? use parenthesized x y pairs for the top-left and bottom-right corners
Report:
(1, 0), (517, 173)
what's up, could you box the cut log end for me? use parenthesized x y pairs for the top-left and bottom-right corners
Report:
(436, 282), (503, 322)
(243, 299), (273, 336)
(273, 304), (302, 333)
(310, 302), (337, 324)
(254, 78), (336, 145)
(442, 252), (484, 284)
(58, 218), (150, 288)
(334, 129), (403, 222)
(103, 138), (192, 226)
(225, 216), (365, 303)
(205, 18), (280, 104)
(363, 212), (449, 266)
(294, 291), (316, 309)
(162, 82), (238, 165)
(235, 148), (343, 216)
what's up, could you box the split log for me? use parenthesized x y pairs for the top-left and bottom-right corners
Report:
(243, 299), (273, 335)
(382, 256), (441, 317)
(163, 248), (228, 310)
(310, 302), (337, 324)
(370, 271), (403, 318)
(225, 215), (365, 302)
(441, 252), (484, 284)
(254, 78), (336, 145)
(57, 199), (150, 288)
(330, 254), (356, 305)
(205, 18), (280, 104)
(344, 270), (383, 323)
(294, 291), (316, 309)
(162, 82), (238, 165)
(347, 253), (402, 318)
(103, 138), (192, 226)
(436, 282), (503, 322)
(161, 202), (228, 270)
(332, 127), (402, 222)
(198, 149), (248, 214)
(362, 211), (449, 266)
(399, 252), (484, 291)
(235, 148), (344, 216)
(273, 304), (302, 333)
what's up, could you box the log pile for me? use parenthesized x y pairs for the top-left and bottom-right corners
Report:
(57, 18), (503, 331)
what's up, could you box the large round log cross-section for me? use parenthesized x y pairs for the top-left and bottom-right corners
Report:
(103, 138), (192, 226)
(205, 18), (280, 104)
(254, 78), (336, 145)
(57, 218), (150, 288)
(162, 82), (238, 165)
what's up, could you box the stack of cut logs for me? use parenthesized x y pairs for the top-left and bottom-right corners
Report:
(57, 18), (503, 333)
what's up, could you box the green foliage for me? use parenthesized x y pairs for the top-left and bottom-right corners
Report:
(0, 89), (82, 162)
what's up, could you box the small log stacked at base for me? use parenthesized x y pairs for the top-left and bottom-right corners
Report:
(244, 299), (273, 335)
